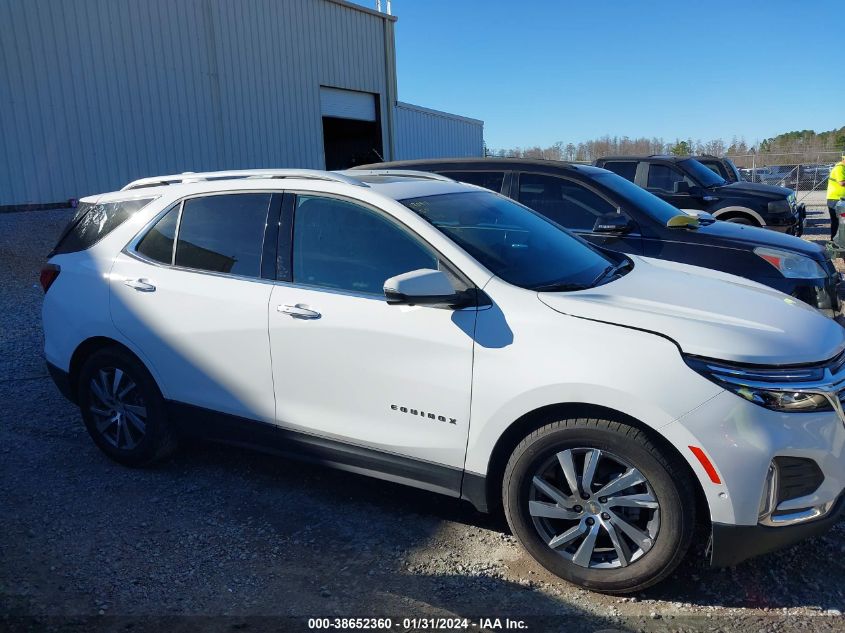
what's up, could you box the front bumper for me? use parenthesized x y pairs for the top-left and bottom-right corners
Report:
(710, 492), (843, 567)
(767, 213), (802, 235)
(661, 389), (845, 563)
(796, 203), (806, 237)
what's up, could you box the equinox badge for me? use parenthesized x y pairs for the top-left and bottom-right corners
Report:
(391, 404), (457, 425)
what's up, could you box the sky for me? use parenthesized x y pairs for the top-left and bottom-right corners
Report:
(366, 0), (843, 150)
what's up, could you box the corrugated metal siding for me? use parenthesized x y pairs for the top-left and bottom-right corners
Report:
(394, 102), (484, 161)
(0, 0), (392, 205)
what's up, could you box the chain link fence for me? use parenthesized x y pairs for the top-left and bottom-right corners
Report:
(726, 151), (841, 208)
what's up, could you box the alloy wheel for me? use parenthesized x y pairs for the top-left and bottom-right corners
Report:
(528, 448), (660, 569)
(87, 367), (147, 450)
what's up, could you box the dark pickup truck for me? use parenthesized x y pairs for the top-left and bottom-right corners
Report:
(594, 155), (802, 236)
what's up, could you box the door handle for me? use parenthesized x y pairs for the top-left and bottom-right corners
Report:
(123, 278), (156, 292)
(277, 303), (321, 320)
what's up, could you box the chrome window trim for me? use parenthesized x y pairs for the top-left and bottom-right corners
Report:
(124, 248), (279, 287)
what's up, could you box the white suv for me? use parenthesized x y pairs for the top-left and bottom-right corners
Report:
(42, 169), (845, 593)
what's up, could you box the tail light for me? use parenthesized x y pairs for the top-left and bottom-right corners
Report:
(40, 264), (60, 293)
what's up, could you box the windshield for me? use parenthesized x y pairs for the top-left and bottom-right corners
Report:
(679, 158), (726, 188)
(591, 172), (688, 225)
(724, 158), (741, 182)
(402, 191), (616, 290)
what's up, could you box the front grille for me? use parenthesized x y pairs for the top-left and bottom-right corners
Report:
(774, 456), (824, 504)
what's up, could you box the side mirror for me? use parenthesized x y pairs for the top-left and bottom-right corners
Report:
(673, 181), (691, 194)
(593, 212), (633, 234)
(384, 268), (470, 308)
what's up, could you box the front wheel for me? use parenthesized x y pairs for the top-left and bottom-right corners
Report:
(503, 419), (696, 594)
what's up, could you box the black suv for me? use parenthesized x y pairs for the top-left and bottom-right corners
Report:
(594, 155), (802, 235)
(355, 158), (839, 316)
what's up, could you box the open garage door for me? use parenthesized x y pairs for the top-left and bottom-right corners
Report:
(320, 87), (384, 170)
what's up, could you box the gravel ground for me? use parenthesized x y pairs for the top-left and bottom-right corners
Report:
(1, 207), (844, 633)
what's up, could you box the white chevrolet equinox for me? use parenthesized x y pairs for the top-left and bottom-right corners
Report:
(42, 169), (845, 593)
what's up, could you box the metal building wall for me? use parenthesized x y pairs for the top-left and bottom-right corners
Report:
(0, 0), (395, 206)
(394, 102), (483, 161)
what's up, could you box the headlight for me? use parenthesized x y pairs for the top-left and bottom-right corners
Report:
(767, 199), (793, 215)
(754, 247), (826, 279)
(684, 356), (833, 413)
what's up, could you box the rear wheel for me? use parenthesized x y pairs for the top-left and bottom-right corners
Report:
(503, 418), (695, 594)
(78, 347), (177, 466)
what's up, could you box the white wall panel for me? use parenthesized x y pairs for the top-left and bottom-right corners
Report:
(395, 102), (484, 161)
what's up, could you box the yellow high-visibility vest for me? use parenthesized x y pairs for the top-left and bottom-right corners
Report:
(829, 162), (845, 200)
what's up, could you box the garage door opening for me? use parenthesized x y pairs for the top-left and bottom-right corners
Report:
(322, 116), (383, 170)
(320, 87), (384, 170)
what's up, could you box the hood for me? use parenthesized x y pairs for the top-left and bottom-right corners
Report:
(538, 256), (845, 365)
(689, 220), (826, 258)
(716, 181), (792, 199)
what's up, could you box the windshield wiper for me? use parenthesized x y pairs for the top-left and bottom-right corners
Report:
(533, 259), (632, 293)
(532, 281), (591, 292)
(590, 259), (632, 286)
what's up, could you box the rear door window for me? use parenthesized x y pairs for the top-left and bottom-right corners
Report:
(600, 161), (637, 182)
(173, 194), (272, 277)
(646, 164), (692, 193)
(518, 173), (618, 231)
(51, 198), (155, 255)
(440, 171), (506, 193)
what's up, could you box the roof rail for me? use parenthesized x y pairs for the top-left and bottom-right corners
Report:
(341, 169), (456, 182)
(121, 169), (368, 191)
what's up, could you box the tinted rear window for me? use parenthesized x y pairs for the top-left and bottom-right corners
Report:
(441, 171), (505, 193)
(601, 161), (637, 182)
(174, 194), (271, 277)
(51, 198), (155, 255)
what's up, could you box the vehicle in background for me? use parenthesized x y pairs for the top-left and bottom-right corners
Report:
(758, 165), (797, 187)
(593, 155), (802, 235)
(41, 168), (845, 593)
(799, 164), (833, 191)
(740, 166), (771, 183)
(695, 155), (741, 183)
(355, 158), (838, 316)
(738, 164), (828, 191)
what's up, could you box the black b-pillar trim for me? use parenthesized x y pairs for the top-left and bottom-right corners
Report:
(260, 193), (283, 280)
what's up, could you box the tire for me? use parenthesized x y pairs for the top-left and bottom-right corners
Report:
(77, 346), (177, 466)
(503, 418), (696, 594)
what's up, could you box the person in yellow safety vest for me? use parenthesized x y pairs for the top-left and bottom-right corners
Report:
(828, 155), (845, 239)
